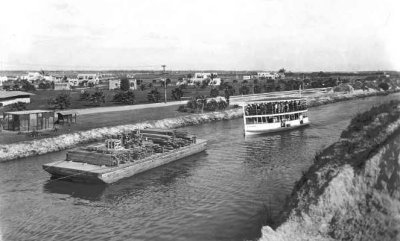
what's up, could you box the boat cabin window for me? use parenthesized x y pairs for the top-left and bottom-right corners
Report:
(246, 117), (257, 124)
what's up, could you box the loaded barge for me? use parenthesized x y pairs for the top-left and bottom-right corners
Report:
(43, 129), (207, 184)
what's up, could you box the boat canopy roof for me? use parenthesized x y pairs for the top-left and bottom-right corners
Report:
(245, 97), (305, 105)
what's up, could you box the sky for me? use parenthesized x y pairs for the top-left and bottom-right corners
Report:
(0, 0), (399, 71)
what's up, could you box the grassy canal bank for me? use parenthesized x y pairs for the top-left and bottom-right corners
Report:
(260, 100), (400, 241)
(0, 88), (398, 162)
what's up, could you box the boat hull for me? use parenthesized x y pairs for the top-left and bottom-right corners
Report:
(43, 139), (207, 184)
(244, 118), (310, 135)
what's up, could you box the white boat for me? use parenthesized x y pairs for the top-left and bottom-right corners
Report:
(243, 97), (310, 135)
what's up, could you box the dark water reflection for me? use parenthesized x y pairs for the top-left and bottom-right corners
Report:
(1, 93), (399, 241)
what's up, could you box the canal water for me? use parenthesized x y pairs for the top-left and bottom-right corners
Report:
(1, 93), (399, 241)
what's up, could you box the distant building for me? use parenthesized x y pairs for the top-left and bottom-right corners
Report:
(68, 78), (80, 87)
(0, 76), (7, 86)
(209, 78), (222, 86)
(190, 73), (221, 85)
(77, 74), (99, 85)
(43, 75), (54, 82)
(0, 91), (34, 107)
(243, 75), (257, 80)
(257, 72), (280, 79)
(52, 75), (65, 83)
(128, 79), (137, 90)
(109, 79), (121, 90)
(98, 73), (118, 83)
(26, 72), (43, 82)
(109, 79), (137, 90)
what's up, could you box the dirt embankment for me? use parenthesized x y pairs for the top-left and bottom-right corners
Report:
(260, 101), (400, 241)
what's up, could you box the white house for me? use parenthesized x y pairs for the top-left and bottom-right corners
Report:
(53, 75), (65, 83)
(109, 79), (137, 90)
(68, 78), (80, 87)
(0, 76), (7, 86)
(43, 75), (54, 82)
(109, 79), (121, 90)
(26, 72), (43, 82)
(77, 74), (99, 85)
(190, 73), (221, 85)
(209, 78), (222, 86)
(257, 72), (280, 79)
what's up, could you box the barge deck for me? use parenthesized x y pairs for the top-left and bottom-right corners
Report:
(43, 129), (207, 184)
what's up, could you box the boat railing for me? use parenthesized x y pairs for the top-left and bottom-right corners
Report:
(244, 109), (308, 118)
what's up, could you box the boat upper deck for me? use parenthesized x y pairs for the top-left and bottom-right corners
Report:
(244, 97), (305, 104)
(244, 98), (307, 117)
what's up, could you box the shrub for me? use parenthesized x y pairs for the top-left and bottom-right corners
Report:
(172, 87), (184, 100)
(147, 88), (161, 103)
(239, 85), (250, 95)
(177, 105), (188, 112)
(38, 82), (51, 89)
(224, 85), (235, 104)
(120, 77), (130, 91)
(113, 90), (135, 105)
(80, 90), (90, 100)
(21, 80), (36, 92)
(217, 99), (228, 110)
(378, 82), (389, 91)
(48, 92), (71, 110)
(253, 84), (262, 94)
(210, 88), (219, 97)
(90, 90), (106, 106)
(205, 99), (218, 111)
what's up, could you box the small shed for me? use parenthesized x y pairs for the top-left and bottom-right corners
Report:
(3, 110), (55, 132)
(56, 111), (77, 124)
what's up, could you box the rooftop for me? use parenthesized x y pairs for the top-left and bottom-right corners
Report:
(0, 91), (35, 99)
(246, 97), (305, 104)
(5, 110), (54, 115)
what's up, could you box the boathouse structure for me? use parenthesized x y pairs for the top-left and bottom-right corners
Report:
(3, 110), (55, 132)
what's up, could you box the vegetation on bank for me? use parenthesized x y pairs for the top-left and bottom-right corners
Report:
(263, 100), (400, 241)
(296, 100), (400, 198)
(177, 95), (229, 113)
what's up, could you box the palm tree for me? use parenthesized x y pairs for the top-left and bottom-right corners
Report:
(196, 95), (207, 113)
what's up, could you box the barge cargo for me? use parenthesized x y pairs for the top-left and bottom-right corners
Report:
(43, 129), (207, 184)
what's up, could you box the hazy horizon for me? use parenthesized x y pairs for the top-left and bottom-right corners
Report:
(1, 0), (399, 72)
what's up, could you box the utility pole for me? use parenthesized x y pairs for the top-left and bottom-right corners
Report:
(162, 65), (167, 103)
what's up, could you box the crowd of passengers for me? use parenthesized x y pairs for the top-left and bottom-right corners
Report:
(245, 100), (307, 116)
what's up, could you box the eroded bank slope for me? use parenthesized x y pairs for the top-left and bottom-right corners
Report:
(260, 101), (400, 241)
